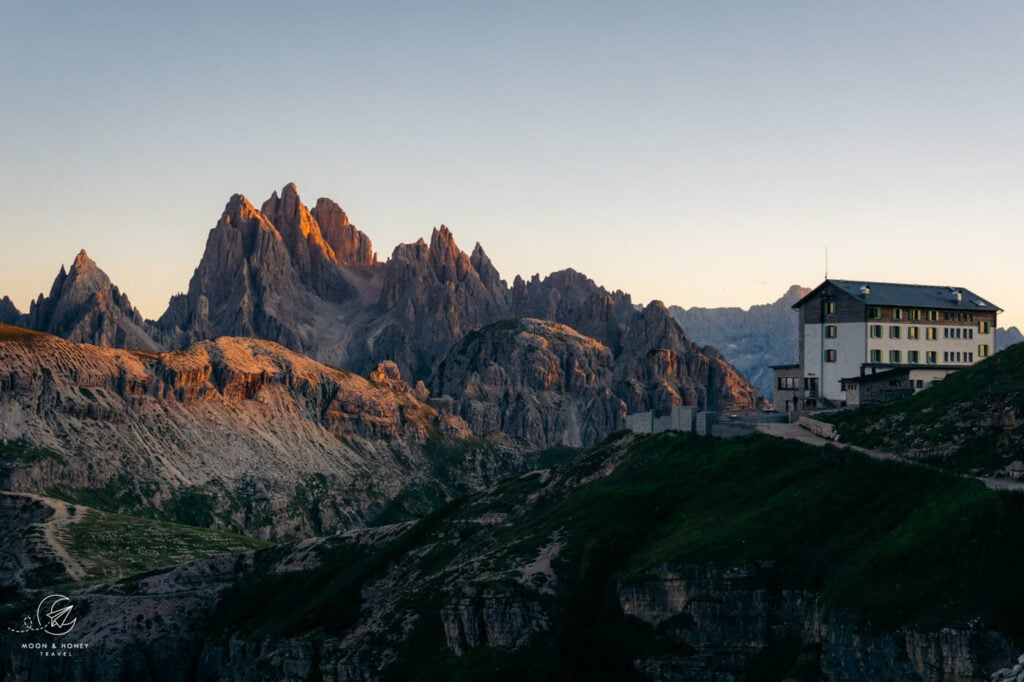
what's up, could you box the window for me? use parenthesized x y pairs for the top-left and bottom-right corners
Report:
(870, 324), (883, 338)
(967, 352), (973, 362)
(825, 349), (837, 363)
(869, 307), (882, 320)
(870, 349), (882, 363)
(893, 308), (903, 320)
(910, 309), (922, 321)
(826, 325), (837, 338)
(928, 310), (939, 321)
(826, 301), (836, 314)
(926, 351), (937, 364)
(944, 328), (949, 339)
(889, 326), (901, 339)
(926, 327), (937, 340)
(889, 350), (901, 363)
(777, 376), (799, 390)
(979, 344), (990, 358)
(955, 328), (962, 339)
(908, 326), (919, 340)
(908, 350), (920, 363)
(956, 352), (962, 362)
(944, 351), (950, 362)
(979, 321), (991, 334)
(967, 329), (973, 339)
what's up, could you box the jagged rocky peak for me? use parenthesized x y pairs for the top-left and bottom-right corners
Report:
(25, 250), (159, 351)
(311, 197), (376, 266)
(221, 193), (263, 225)
(0, 295), (21, 325)
(260, 182), (338, 262)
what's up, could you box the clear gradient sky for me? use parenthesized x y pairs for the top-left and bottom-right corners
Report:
(1, 2), (1022, 327)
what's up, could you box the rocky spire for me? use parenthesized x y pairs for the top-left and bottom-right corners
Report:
(26, 251), (160, 350)
(261, 183), (337, 261)
(312, 197), (376, 266)
(0, 295), (22, 325)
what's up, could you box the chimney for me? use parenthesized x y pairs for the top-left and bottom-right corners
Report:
(953, 290), (962, 303)
(860, 284), (871, 297)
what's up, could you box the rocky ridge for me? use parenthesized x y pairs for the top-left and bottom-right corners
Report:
(0, 325), (541, 540)
(7, 183), (760, 447)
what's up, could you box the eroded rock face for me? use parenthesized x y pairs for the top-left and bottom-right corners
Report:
(441, 586), (550, 655)
(371, 226), (510, 380)
(618, 562), (1016, 681)
(312, 197), (376, 267)
(430, 318), (626, 447)
(430, 311), (760, 447)
(24, 250), (160, 351)
(0, 326), (448, 539)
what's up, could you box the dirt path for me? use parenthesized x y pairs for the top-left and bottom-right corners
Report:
(755, 422), (1024, 493)
(1, 491), (88, 580)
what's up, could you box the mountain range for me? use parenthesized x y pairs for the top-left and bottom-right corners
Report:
(0, 183), (758, 448)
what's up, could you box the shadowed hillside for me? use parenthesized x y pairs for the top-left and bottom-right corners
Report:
(822, 343), (1024, 478)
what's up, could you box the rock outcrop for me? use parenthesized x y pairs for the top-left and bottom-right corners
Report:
(430, 318), (625, 447)
(23, 250), (160, 351)
(430, 314), (758, 447)
(312, 197), (376, 266)
(619, 562), (1015, 681)
(0, 325), (535, 540)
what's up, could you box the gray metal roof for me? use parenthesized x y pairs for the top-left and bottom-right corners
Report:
(795, 279), (1002, 311)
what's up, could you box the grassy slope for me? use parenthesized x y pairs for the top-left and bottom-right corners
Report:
(820, 343), (1024, 475)
(63, 507), (270, 583)
(209, 431), (1024, 680)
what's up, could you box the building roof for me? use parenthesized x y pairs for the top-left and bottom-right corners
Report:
(793, 279), (1002, 312)
(840, 365), (960, 384)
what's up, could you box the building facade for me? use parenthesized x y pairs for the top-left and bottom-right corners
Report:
(779, 280), (1000, 409)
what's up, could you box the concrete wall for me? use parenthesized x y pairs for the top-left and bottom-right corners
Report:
(804, 322), (866, 404)
(625, 411), (653, 434)
(798, 416), (838, 440)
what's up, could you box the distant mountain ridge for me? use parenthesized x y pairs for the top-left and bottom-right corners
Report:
(1, 183), (760, 446)
(669, 285), (809, 397)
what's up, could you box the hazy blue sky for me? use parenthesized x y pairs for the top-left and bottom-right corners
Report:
(2, 2), (1022, 327)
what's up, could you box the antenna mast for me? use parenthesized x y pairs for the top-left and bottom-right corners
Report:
(825, 246), (829, 280)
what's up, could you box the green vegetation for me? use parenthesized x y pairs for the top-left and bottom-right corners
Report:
(0, 439), (67, 466)
(820, 343), (1024, 475)
(207, 430), (1024, 679)
(64, 507), (269, 582)
(371, 437), (578, 525)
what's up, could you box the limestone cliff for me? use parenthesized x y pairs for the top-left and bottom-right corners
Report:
(0, 325), (532, 540)
(430, 318), (625, 447)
